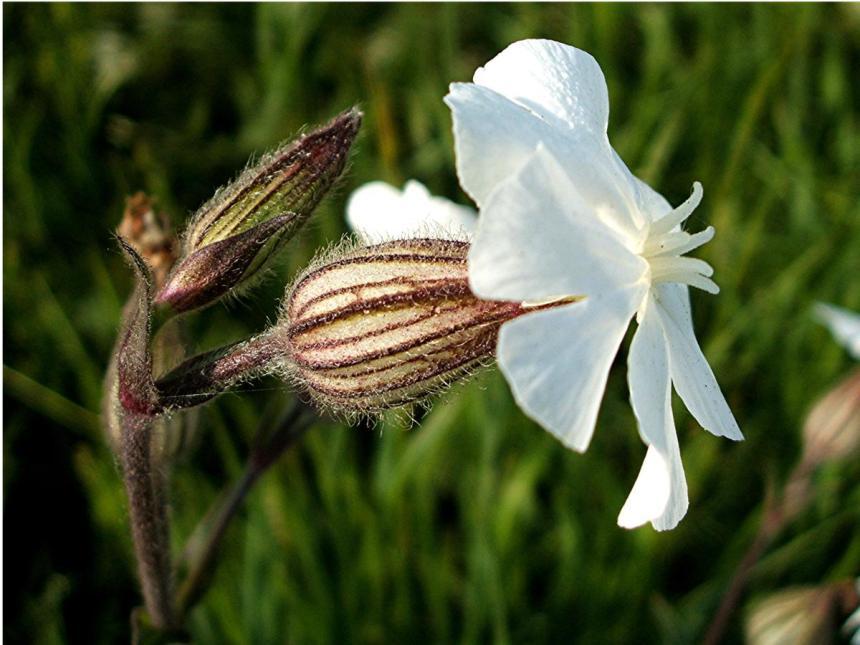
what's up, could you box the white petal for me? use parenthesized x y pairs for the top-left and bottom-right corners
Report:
(496, 287), (642, 452)
(652, 283), (743, 440)
(468, 145), (648, 304)
(814, 302), (860, 359)
(401, 179), (431, 202)
(445, 82), (564, 206)
(444, 83), (643, 238)
(346, 181), (404, 241)
(631, 173), (673, 221)
(472, 39), (609, 138)
(628, 296), (672, 452)
(405, 180), (477, 237)
(346, 180), (476, 242)
(618, 443), (688, 531)
(619, 295), (688, 530)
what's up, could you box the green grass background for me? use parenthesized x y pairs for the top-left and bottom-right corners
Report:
(4, 3), (860, 643)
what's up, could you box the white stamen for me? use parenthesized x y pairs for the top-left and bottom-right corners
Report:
(650, 256), (713, 279)
(646, 226), (715, 258)
(637, 181), (718, 294)
(649, 256), (718, 293)
(680, 274), (720, 294)
(648, 182), (703, 238)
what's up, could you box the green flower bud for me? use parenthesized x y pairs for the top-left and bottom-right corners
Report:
(156, 108), (362, 312)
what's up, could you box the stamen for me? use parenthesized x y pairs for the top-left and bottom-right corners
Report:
(650, 256), (714, 280)
(646, 226), (715, 258)
(680, 274), (720, 294)
(648, 182), (703, 238)
(649, 256), (718, 293)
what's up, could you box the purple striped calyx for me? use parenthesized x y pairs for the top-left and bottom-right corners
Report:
(279, 238), (527, 415)
(155, 108), (362, 312)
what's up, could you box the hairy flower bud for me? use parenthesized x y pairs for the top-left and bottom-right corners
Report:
(801, 367), (860, 469)
(279, 238), (527, 414)
(155, 108), (362, 312)
(745, 584), (850, 645)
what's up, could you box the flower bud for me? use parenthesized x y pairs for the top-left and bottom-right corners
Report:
(279, 238), (527, 414)
(745, 585), (841, 645)
(155, 108), (362, 312)
(801, 367), (860, 469)
(116, 192), (178, 290)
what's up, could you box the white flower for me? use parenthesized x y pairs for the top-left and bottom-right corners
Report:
(346, 179), (476, 242)
(814, 302), (860, 359)
(445, 39), (742, 530)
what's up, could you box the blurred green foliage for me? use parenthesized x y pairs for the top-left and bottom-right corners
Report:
(4, 3), (860, 644)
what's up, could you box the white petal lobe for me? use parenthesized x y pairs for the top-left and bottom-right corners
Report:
(445, 82), (562, 207)
(468, 146), (647, 304)
(472, 39), (609, 137)
(632, 175), (673, 222)
(445, 83), (643, 238)
(496, 289), (641, 452)
(628, 297), (672, 452)
(620, 295), (688, 530)
(814, 302), (860, 359)
(653, 284), (743, 440)
(346, 180), (476, 242)
(618, 443), (688, 531)
(346, 181), (405, 241)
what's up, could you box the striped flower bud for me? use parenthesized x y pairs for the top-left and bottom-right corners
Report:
(155, 108), (362, 312)
(801, 367), (860, 469)
(279, 238), (528, 414)
(745, 583), (855, 645)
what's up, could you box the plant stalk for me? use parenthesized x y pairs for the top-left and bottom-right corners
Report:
(702, 464), (813, 645)
(175, 401), (314, 621)
(120, 411), (176, 630)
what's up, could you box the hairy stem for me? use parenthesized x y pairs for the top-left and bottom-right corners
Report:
(121, 412), (176, 630)
(155, 331), (285, 410)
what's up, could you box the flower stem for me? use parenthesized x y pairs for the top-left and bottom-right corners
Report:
(175, 400), (315, 621)
(702, 510), (781, 645)
(154, 332), (284, 410)
(175, 465), (259, 620)
(120, 411), (176, 630)
(701, 466), (812, 645)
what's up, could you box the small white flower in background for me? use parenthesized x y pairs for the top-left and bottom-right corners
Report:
(346, 179), (476, 242)
(814, 302), (860, 359)
(445, 38), (742, 530)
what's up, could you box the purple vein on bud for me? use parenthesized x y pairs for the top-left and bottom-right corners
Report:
(279, 238), (527, 414)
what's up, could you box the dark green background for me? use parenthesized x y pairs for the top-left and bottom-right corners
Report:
(4, 4), (859, 643)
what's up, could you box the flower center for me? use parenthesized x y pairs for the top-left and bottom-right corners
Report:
(640, 182), (719, 294)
